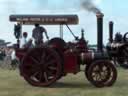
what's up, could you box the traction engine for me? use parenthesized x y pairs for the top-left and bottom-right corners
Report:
(106, 21), (128, 68)
(9, 14), (117, 88)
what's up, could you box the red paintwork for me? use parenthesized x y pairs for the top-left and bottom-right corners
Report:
(63, 50), (79, 74)
(15, 37), (88, 75)
(16, 47), (80, 75)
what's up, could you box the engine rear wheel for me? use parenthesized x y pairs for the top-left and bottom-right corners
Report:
(87, 60), (117, 88)
(20, 47), (62, 87)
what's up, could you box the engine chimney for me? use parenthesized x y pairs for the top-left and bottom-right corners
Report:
(96, 13), (104, 51)
(109, 21), (113, 43)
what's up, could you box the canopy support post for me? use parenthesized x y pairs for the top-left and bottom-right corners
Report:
(60, 24), (63, 39)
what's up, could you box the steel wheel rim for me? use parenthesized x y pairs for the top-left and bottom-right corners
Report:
(87, 60), (114, 88)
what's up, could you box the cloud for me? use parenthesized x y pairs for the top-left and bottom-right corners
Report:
(94, 0), (102, 5)
(1, 0), (102, 13)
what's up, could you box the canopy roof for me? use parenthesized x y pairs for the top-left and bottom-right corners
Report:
(9, 15), (79, 25)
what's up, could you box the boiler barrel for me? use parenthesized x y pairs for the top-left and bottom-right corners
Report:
(80, 51), (109, 64)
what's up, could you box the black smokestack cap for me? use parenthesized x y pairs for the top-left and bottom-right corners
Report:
(109, 21), (114, 43)
(96, 13), (104, 51)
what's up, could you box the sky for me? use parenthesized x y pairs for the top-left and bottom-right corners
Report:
(0, 0), (128, 44)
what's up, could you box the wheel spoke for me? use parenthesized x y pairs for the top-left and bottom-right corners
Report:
(30, 67), (39, 73)
(27, 61), (40, 68)
(44, 72), (48, 82)
(41, 51), (46, 60)
(23, 65), (38, 73)
(92, 73), (97, 79)
(48, 66), (57, 71)
(92, 71), (103, 81)
(47, 70), (55, 76)
(39, 71), (43, 82)
(100, 72), (106, 80)
(46, 60), (56, 66)
(30, 71), (40, 81)
(46, 54), (53, 61)
(30, 56), (40, 64)
(95, 74), (99, 81)
(24, 60), (40, 69)
(33, 71), (40, 76)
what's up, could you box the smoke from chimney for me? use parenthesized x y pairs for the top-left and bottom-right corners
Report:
(81, 0), (101, 14)
(3, 0), (102, 14)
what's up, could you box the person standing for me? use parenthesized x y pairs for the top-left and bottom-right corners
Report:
(3, 47), (12, 69)
(32, 24), (49, 46)
(14, 23), (21, 48)
(20, 32), (28, 48)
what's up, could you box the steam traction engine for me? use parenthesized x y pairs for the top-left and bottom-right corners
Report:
(9, 14), (117, 88)
(107, 21), (128, 68)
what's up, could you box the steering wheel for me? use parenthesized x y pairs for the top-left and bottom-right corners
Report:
(123, 32), (128, 43)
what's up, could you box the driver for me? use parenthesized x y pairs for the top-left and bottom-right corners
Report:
(32, 24), (49, 46)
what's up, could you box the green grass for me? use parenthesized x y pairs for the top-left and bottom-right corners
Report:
(0, 68), (128, 96)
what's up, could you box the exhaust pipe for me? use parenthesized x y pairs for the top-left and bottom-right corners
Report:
(109, 21), (114, 43)
(96, 13), (104, 51)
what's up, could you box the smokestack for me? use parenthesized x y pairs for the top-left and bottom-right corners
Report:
(109, 21), (113, 43)
(96, 13), (104, 51)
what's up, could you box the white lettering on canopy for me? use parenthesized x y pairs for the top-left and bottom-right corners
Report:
(55, 18), (68, 22)
(30, 18), (41, 21)
(16, 17), (68, 22)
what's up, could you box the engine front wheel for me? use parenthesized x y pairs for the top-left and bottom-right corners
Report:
(20, 47), (62, 87)
(86, 60), (117, 88)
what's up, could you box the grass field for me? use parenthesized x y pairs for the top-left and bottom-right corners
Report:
(0, 68), (128, 96)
